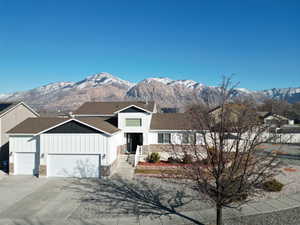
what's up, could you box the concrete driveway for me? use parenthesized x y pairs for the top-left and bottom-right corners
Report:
(3, 169), (300, 225)
(0, 176), (86, 225)
(0, 175), (207, 225)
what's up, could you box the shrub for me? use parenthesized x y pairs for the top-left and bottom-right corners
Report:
(148, 152), (160, 163)
(262, 179), (284, 192)
(200, 158), (209, 165)
(182, 154), (193, 164)
(167, 157), (182, 164)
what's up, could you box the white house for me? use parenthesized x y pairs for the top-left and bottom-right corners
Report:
(8, 101), (198, 178)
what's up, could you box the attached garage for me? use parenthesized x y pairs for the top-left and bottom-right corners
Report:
(8, 118), (121, 178)
(47, 154), (101, 178)
(14, 152), (38, 175)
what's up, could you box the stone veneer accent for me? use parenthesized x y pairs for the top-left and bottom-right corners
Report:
(100, 158), (118, 177)
(9, 163), (14, 175)
(39, 165), (47, 176)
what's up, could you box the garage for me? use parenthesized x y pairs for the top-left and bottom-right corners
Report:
(14, 152), (37, 175)
(47, 154), (101, 178)
(8, 118), (119, 178)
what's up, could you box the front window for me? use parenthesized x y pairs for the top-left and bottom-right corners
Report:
(182, 133), (195, 144)
(125, 118), (142, 127)
(158, 133), (171, 144)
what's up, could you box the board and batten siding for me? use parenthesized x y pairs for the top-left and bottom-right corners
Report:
(40, 133), (114, 166)
(9, 135), (39, 167)
(9, 135), (38, 153)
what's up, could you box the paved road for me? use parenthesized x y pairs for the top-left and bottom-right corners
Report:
(1, 175), (300, 225)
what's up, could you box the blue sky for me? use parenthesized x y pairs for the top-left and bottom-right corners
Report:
(0, 0), (299, 93)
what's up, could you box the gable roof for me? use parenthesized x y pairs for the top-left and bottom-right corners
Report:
(265, 114), (290, 121)
(76, 117), (120, 134)
(8, 117), (120, 135)
(150, 113), (193, 130)
(0, 102), (39, 118)
(257, 111), (272, 118)
(73, 101), (155, 115)
(8, 117), (68, 134)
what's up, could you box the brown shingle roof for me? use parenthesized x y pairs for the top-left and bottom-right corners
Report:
(8, 117), (120, 135)
(150, 113), (193, 130)
(77, 117), (119, 134)
(74, 101), (155, 115)
(8, 117), (68, 134)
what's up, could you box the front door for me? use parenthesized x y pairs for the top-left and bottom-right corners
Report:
(126, 133), (143, 153)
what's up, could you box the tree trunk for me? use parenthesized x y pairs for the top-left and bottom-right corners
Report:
(216, 204), (223, 225)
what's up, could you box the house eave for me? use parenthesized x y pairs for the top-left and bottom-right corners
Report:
(114, 104), (153, 114)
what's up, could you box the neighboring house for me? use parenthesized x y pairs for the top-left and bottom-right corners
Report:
(263, 114), (294, 127)
(257, 111), (294, 127)
(0, 102), (39, 171)
(208, 103), (253, 124)
(8, 101), (198, 178)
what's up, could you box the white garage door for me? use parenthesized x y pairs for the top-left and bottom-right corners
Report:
(14, 153), (37, 175)
(47, 154), (100, 178)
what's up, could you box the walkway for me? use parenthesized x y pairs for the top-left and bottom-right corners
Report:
(112, 155), (135, 180)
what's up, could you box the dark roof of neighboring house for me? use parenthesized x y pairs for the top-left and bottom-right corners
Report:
(0, 102), (20, 116)
(74, 101), (155, 115)
(0, 101), (39, 118)
(257, 111), (271, 118)
(150, 113), (193, 130)
(8, 117), (120, 135)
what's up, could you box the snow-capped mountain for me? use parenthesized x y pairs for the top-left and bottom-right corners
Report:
(127, 77), (255, 108)
(141, 77), (204, 89)
(0, 73), (134, 112)
(75, 72), (135, 89)
(0, 72), (298, 112)
(142, 77), (173, 85)
(261, 87), (300, 103)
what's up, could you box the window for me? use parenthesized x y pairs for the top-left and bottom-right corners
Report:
(182, 133), (195, 144)
(158, 133), (171, 144)
(125, 118), (142, 127)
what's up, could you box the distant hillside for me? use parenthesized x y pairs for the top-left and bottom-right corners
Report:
(0, 72), (299, 112)
(261, 87), (300, 103)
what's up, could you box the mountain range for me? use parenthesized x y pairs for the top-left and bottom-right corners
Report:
(0, 72), (299, 113)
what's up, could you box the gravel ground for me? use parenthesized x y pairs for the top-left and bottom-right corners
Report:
(249, 144), (300, 201)
(249, 164), (300, 201)
(223, 207), (300, 225)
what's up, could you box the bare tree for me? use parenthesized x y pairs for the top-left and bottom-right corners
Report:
(167, 77), (283, 225)
(258, 98), (291, 117)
